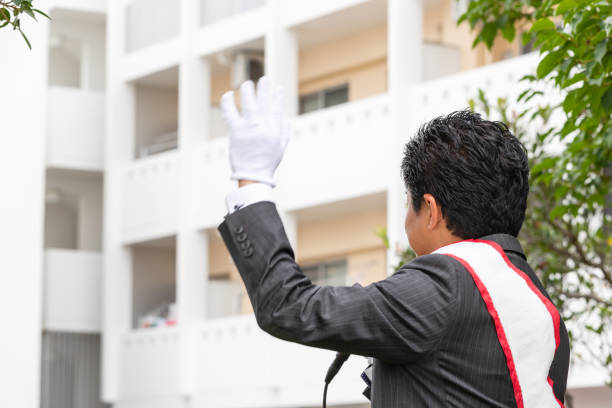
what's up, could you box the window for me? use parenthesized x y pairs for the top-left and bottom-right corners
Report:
(302, 259), (348, 286)
(299, 84), (349, 115)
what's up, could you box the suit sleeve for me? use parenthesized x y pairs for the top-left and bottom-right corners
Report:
(217, 201), (460, 364)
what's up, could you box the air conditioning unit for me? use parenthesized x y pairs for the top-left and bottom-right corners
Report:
(231, 50), (265, 89)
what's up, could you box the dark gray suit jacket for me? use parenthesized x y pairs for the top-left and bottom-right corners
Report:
(217, 201), (570, 407)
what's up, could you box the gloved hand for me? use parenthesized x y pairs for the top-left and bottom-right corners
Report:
(220, 76), (290, 188)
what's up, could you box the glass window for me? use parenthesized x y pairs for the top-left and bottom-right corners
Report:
(302, 259), (348, 286)
(299, 84), (349, 114)
(324, 86), (349, 108)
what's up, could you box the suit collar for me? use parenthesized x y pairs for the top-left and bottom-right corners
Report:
(478, 233), (526, 260)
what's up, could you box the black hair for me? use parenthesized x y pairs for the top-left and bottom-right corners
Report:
(401, 109), (529, 238)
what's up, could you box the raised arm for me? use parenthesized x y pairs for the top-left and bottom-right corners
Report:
(217, 200), (460, 364)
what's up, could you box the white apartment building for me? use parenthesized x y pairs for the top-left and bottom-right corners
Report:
(1, 0), (610, 407)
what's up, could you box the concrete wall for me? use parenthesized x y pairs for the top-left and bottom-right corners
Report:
(0, 9), (48, 408)
(423, 0), (519, 70)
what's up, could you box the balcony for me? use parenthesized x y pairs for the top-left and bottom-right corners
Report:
(46, 87), (105, 171)
(47, 0), (107, 14)
(125, 0), (179, 53)
(118, 327), (182, 399)
(116, 315), (369, 406)
(200, 0), (266, 26)
(278, 94), (391, 211)
(43, 249), (102, 332)
(122, 54), (539, 239)
(122, 150), (180, 243)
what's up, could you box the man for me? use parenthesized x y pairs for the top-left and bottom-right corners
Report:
(217, 76), (570, 407)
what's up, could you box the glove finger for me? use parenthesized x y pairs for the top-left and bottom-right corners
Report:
(221, 91), (241, 125)
(256, 76), (270, 111)
(239, 80), (258, 120)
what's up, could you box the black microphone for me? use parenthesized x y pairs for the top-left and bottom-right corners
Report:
(325, 352), (350, 384)
(322, 352), (350, 408)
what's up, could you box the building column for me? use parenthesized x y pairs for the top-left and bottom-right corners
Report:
(278, 210), (298, 259)
(386, 0), (423, 273)
(265, 0), (298, 117)
(265, 0), (299, 255)
(176, 0), (209, 396)
(101, 0), (135, 402)
(180, 0), (211, 145)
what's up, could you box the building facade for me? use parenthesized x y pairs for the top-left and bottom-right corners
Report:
(1, 0), (610, 407)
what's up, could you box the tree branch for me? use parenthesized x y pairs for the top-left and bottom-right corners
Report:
(562, 291), (612, 308)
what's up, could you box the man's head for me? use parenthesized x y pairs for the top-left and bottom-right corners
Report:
(401, 109), (529, 256)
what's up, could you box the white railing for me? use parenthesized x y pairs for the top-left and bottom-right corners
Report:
(122, 150), (180, 243)
(411, 53), (539, 126)
(188, 94), (390, 229)
(116, 315), (369, 405)
(118, 327), (182, 398)
(46, 87), (105, 171)
(47, 0), (107, 14)
(200, 0), (265, 26)
(121, 55), (542, 240)
(276, 93), (391, 211)
(43, 249), (102, 332)
(125, 0), (179, 52)
(283, 0), (370, 27)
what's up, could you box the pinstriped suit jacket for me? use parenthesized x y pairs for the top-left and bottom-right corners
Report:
(217, 200), (570, 407)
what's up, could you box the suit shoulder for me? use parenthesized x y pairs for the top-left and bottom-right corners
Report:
(396, 253), (467, 277)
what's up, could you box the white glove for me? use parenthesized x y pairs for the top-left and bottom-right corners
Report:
(220, 76), (290, 188)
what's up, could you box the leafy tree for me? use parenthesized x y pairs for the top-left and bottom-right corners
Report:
(457, 0), (611, 383)
(469, 91), (611, 385)
(0, 0), (49, 49)
(378, 0), (612, 383)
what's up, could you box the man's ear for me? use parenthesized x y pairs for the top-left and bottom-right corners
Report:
(423, 193), (443, 230)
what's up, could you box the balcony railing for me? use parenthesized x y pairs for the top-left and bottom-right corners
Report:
(277, 93), (391, 211)
(126, 0), (179, 52)
(200, 0), (265, 26)
(47, 0), (107, 14)
(118, 327), (182, 398)
(116, 315), (368, 405)
(122, 150), (180, 243)
(121, 54), (541, 236)
(43, 249), (102, 332)
(46, 87), (105, 171)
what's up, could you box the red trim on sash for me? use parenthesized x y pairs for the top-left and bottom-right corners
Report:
(468, 239), (565, 408)
(443, 253), (525, 408)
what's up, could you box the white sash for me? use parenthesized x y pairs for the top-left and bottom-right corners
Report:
(434, 239), (563, 408)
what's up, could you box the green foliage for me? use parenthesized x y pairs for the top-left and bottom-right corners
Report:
(460, 0), (612, 385)
(469, 91), (612, 384)
(0, 0), (50, 49)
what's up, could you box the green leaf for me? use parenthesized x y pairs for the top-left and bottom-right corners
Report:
(537, 50), (565, 78)
(19, 28), (31, 50)
(556, 0), (578, 15)
(481, 22), (498, 49)
(530, 18), (555, 33)
(522, 31), (533, 46)
(0, 8), (10, 20)
(24, 9), (36, 21)
(594, 39), (607, 63)
(602, 87), (612, 113)
(502, 23), (516, 42)
(32, 8), (50, 20)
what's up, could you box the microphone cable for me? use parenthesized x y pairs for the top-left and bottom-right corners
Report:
(322, 352), (350, 408)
